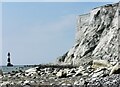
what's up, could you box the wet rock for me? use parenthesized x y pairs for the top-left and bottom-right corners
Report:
(0, 70), (3, 78)
(0, 70), (3, 76)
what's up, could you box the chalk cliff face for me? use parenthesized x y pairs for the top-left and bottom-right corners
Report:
(58, 2), (120, 65)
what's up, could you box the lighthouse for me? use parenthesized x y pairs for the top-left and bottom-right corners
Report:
(7, 52), (13, 66)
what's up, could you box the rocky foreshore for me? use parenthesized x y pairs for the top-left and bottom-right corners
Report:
(0, 60), (120, 87)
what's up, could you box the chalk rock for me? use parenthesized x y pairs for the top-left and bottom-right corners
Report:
(92, 60), (111, 69)
(58, 2), (120, 66)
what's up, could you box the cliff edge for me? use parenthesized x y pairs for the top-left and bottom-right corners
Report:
(57, 2), (120, 66)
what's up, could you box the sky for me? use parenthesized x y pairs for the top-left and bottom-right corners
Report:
(1, 2), (113, 65)
(1, 0), (119, 2)
(0, 3), (2, 66)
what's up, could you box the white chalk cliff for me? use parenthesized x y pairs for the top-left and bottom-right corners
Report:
(58, 2), (120, 65)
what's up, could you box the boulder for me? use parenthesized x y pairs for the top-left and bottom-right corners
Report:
(92, 60), (111, 69)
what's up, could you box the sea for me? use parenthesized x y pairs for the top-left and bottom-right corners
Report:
(0, 65), (34, 73)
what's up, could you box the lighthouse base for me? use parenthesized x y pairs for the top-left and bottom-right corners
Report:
(7, 63), (13, 67)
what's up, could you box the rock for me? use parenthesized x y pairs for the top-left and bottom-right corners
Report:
(109, 62), (120, 75)
(89, 67), (109, 78)
(110, 61), (117, 66)
(61, 83), (72, 86)
(82, 73), (89, 76)
(59, 80), (72, 86)
(92, 70), (104, 78)
(23, 80), (30, 85)
(25, 67), (37, 76)
(57, 52), (68, 63)
(0, 69), (3, 76)
(64, 68), (76, 77)
(44, 68), (53, 73)
(74, 78), (85, 85)
(17, 81), (23, 84)
(0, 81), (10, 86)
(73, 67), (83, 77)
(69, 68), (76, 73)
(53, 68), (60, 75)
(66, 73), (73, 77)
(88, 74), (120, 86)
(92, 60), (111, 69)
(94, 67), (106, 73)
(56, 70), (67, 78)
(67, 69), (76, 77)
(74, 81), (79, 85)
(25, 71), (37, 77)
(25, 68), (37, 73)
(14, 73), (22, 78)
(23, 85), (31, 87)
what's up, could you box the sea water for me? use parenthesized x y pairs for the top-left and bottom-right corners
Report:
(0, 65), (33, 73)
